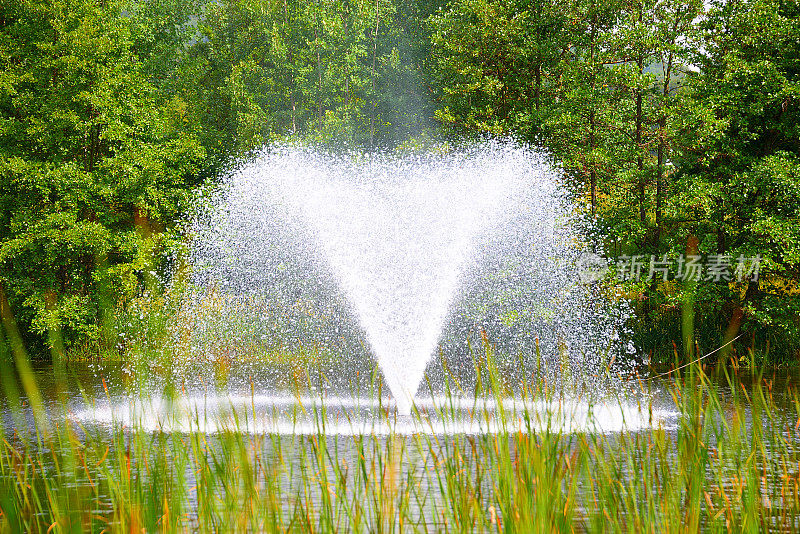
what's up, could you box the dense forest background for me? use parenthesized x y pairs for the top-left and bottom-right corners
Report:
(0, 0), (798, 364)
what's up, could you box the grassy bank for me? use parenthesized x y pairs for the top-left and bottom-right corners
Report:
(2, 357), (799, 533)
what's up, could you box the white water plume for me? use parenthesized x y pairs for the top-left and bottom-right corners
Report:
(188, 141), (633, 415)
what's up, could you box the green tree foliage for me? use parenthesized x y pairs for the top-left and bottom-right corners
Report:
(0, 0), (204, 351)
(429, 0), (567, 136)
(671, 0), (800, 356)
(0, 0), (797, 362)
(429, 0), (800, 361)
(545, 0), (625, 221)
(0, 0), (438, 354)
(187, 0), (432, 155)
(428, 0), (702, 242)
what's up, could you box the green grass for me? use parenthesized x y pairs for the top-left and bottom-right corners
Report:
(2, 352), (800, 533)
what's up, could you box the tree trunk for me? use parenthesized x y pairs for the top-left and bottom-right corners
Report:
(370, 0), (380, 147)
(636, 56), (645, 230)
(588, 8), (598, 217)
(720, 282), (756, 362)
(315, 16), (323, 123)
(655, 121), (664, 248)
(682, 234), (699, 360)
(655, 48), (674, 251)
(589, 110), (597, 217)
(283, 0), (296, 133)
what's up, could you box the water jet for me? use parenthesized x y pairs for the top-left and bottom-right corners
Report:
(183, 140), (633, 423)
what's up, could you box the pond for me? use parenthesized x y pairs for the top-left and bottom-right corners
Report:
(2, 360), (799, 531)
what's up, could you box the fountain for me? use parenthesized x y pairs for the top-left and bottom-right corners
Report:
(183, 140), (635, 420)
(69, 140), (664, 435)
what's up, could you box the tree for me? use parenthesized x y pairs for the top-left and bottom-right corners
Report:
(429, 0), (567, 137)
(545, 0), (626, 220)
(0, 0), (204, 352)
(672, 0), (800, 356)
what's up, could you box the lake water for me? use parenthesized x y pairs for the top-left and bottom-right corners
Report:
(2, 360), (799, 530)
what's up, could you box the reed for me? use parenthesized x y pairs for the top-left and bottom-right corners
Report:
(2, 352), (800, 532)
